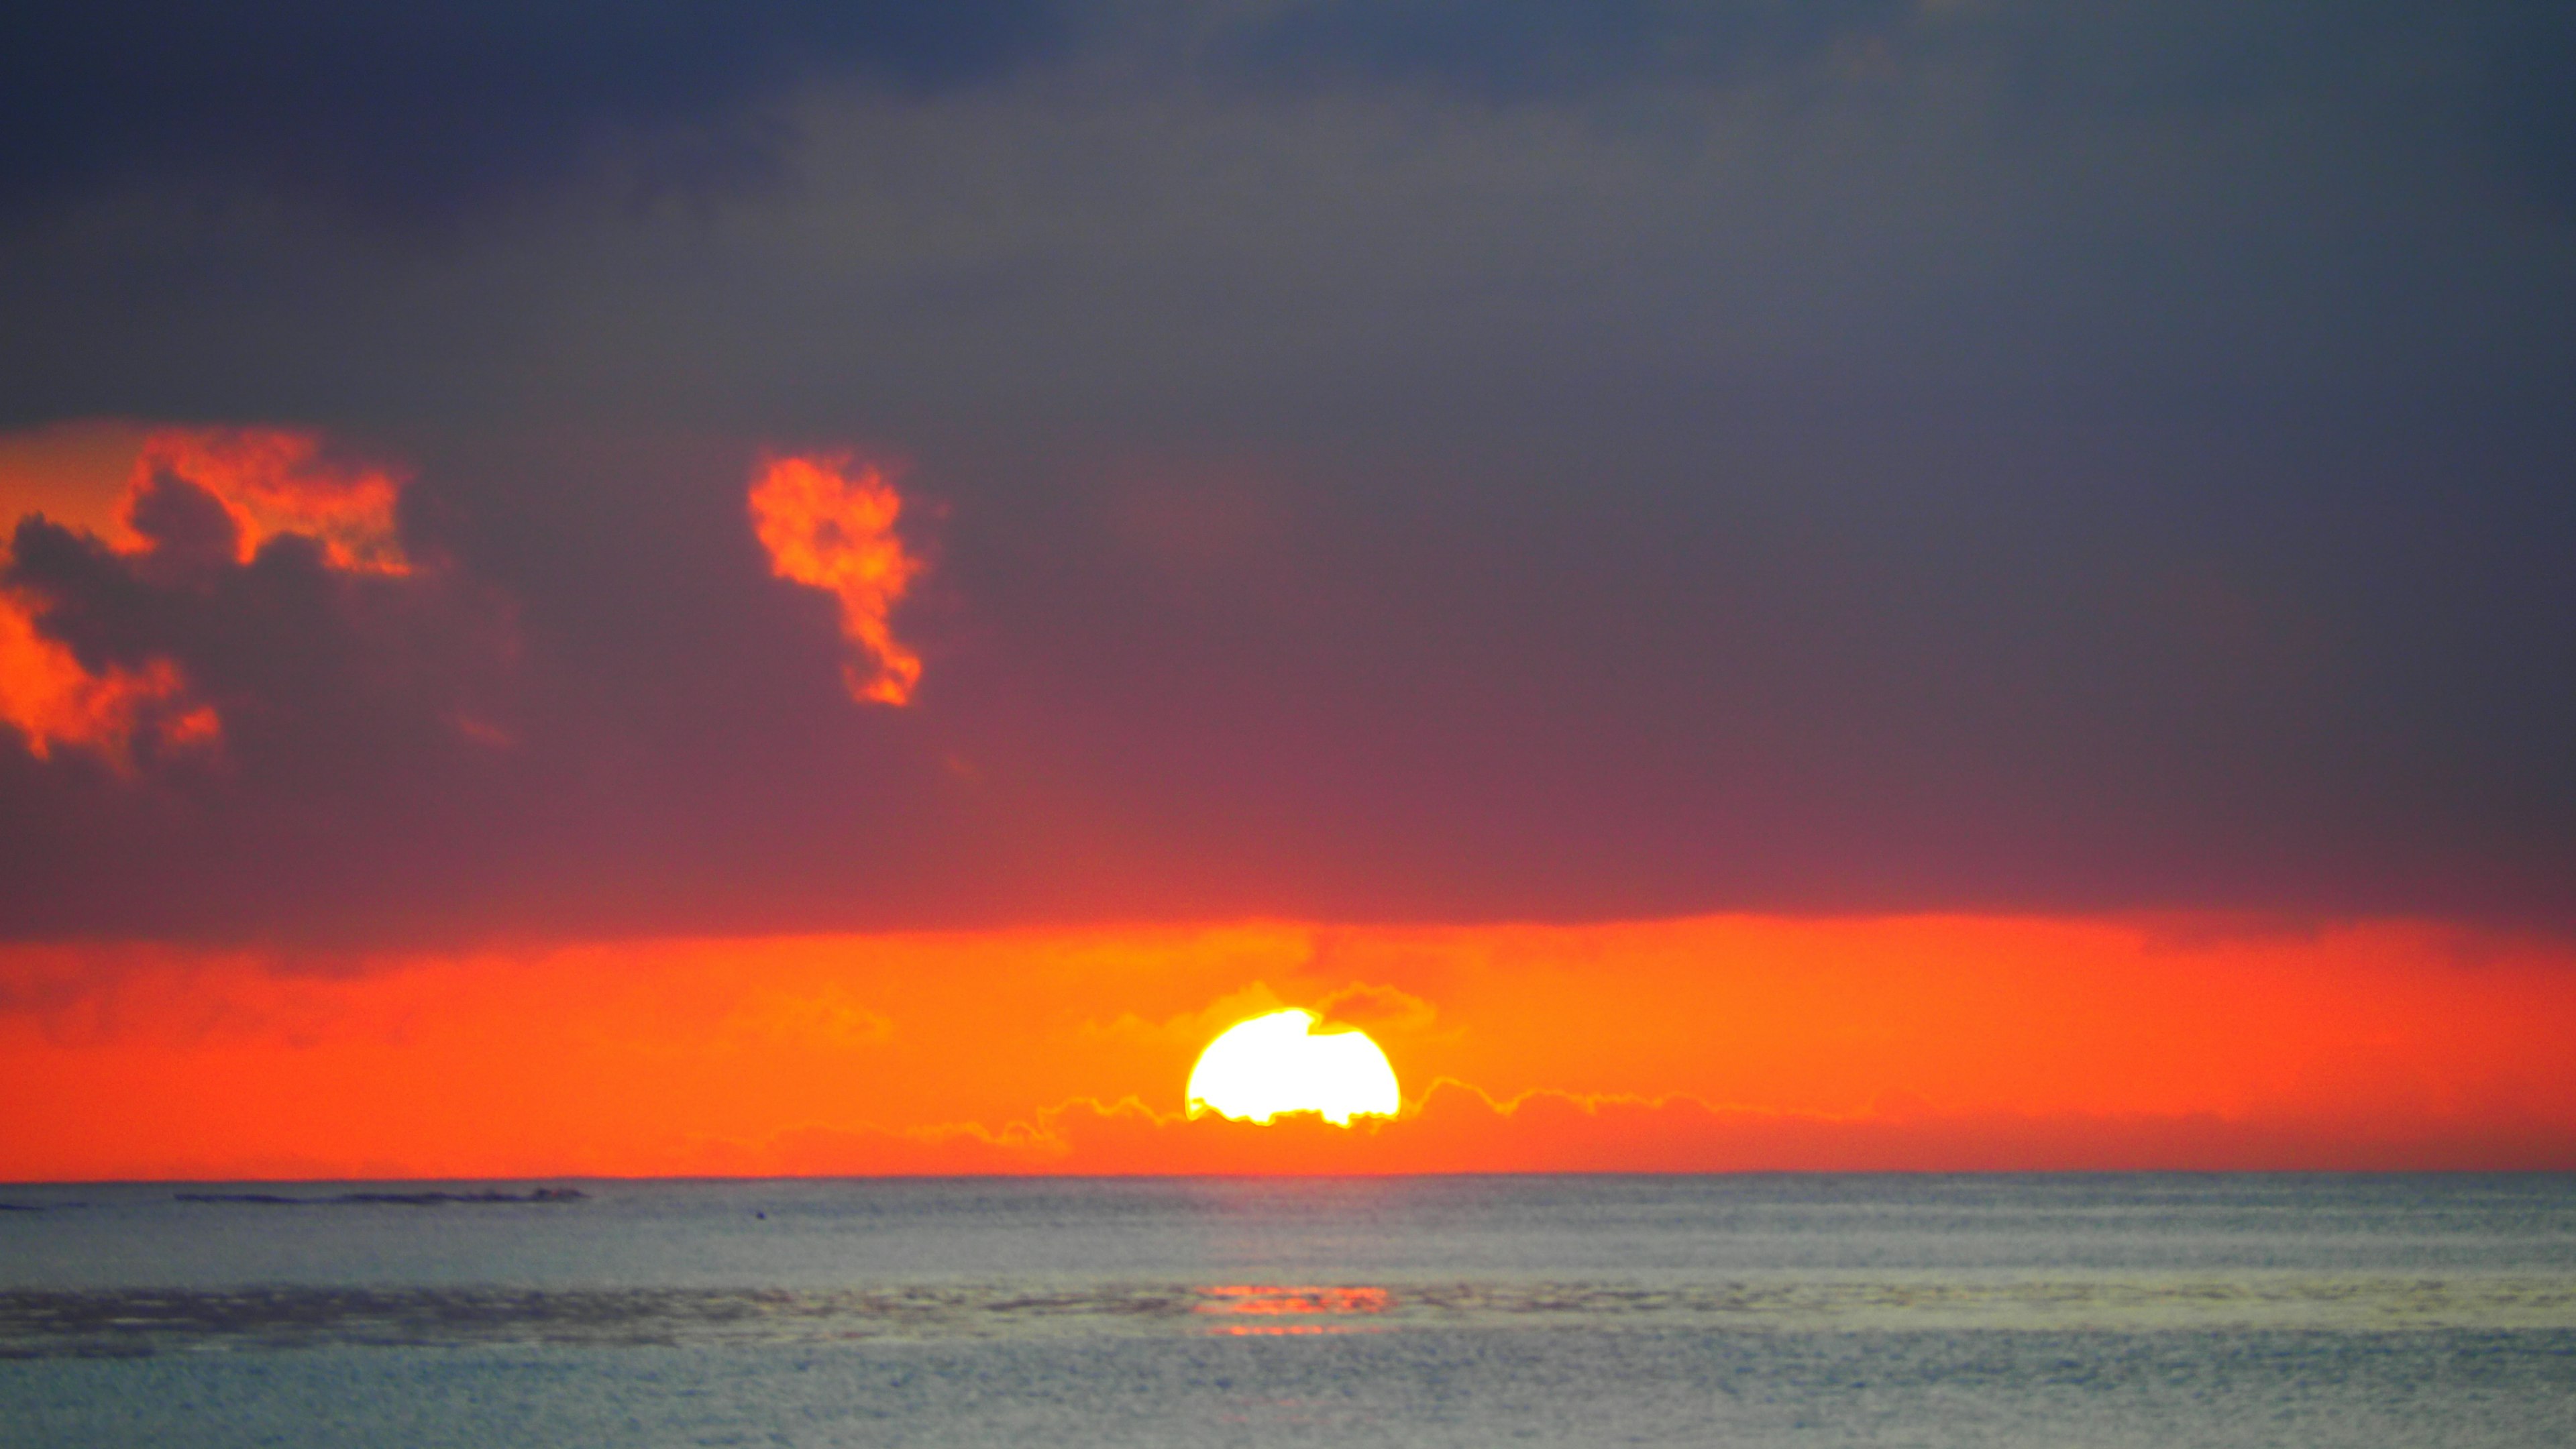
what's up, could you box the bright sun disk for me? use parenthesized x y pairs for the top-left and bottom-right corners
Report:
(1186, 1009), (1401, 1126)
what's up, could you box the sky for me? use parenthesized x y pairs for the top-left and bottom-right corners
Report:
(4, 1), (2575, 1178)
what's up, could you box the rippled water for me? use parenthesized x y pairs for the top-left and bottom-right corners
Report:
(4, 1175), (2573, 1446)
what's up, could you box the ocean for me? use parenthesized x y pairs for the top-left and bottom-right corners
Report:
(3, 1174), (2572, 1446)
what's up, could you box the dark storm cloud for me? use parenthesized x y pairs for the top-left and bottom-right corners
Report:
(1, 2), (2573, 943)
(1975, 0), (2576, 214)
(1223, 0), (2576, 225)
(0, 0), (1066, 220)
(2489, 3), (2576, 209)
(4, 1), (2569, 223)
(1222, 0), (1909, 100)
(3, 418), (2571, 945)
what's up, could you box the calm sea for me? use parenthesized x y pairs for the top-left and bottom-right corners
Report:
(3, 1174), (2573, 1446)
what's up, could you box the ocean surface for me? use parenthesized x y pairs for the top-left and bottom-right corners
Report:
(3, 1174), (2572, 1446)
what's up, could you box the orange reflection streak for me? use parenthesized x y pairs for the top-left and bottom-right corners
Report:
(1198, 1286), (1389, 1316)
(747, 453), (924, 705)
(0, 590), (214, 768)
(136, 429), (411, 575)
(1199, 1285), (1386, 1336)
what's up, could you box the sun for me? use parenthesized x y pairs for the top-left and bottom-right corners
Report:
(1186, 1009), (1401, 1126)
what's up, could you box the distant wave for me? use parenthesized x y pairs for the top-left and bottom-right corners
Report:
(9, 1275), (2576, 1358)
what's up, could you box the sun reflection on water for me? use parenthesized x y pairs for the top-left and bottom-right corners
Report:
(1195, 1284), (1389, 1334)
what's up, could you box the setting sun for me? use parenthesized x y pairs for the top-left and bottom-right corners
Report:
(1185, 1009), (1400, 1126)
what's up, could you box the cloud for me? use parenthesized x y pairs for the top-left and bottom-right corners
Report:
(4, 415), (2573, 939)
(131, 430), (412, 576)
(0, 600), (210, 771)
(2488, 1), (2576, 209)
(0, 426), (551, 938)
(0, 427), (430, 767)
(748, 453), (926, 706)
(1211, 0), (2576, 229)
(1224, 0), (1909, 101)
(0, 426), (989, 943)
(19, 2), (2556, 233)
(0, 0), (1069, 222)
(2, 8), (2574, 940)
(670, 1080), (2576, 1177)
(1312, 982), (1437, 1034)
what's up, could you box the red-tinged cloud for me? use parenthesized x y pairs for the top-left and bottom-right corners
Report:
(655, 1083), (2576, 1177)
(0, 426), (981, 943)
(0, 427), (427, 769)
(132, 429), (411, 576)
(0, 596), (215, 769)
(1237, 1083), (2566, 1173)
(0, 423), (528, 814)
(748, 453), (924, 706)
(0, 425), (413, 765)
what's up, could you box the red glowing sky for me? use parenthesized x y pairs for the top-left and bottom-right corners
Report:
(5, 425), (2576, 1177)
(6, 5), (2576, 1178)
(6, 913), (2576, 1180)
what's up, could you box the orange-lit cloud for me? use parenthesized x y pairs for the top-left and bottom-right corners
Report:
(747, 453), (924, 705)
(6, 914), (2574, 1181)
(132, 428), (411, 575)
(730, 1081), (2576, 1178)
(0, 598), (216, 769)
(1, 423), (415, 767)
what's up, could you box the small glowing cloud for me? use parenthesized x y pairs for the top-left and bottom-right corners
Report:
(1186, 1008), (1401, 1126)
(747, 453), (924, 706)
